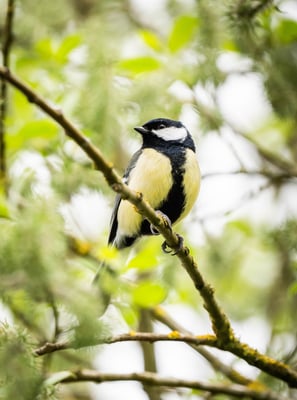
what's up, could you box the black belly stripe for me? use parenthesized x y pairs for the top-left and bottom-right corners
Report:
(140, 145), (186, 236)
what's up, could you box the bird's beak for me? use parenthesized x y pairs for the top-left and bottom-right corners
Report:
(134, 126), (149, 135)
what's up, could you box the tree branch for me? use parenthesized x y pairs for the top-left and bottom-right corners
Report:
(34, 341), (68, 356)
(0, 0), (15, 185)
(1, 67), (297, 388)
(34, 332), (218, 356)
(202, 169), (295, 182)
(55, 369), (287, 400)
(197, 179), (274, 223)
(226, 121), (297, 178)
(194, 88), (297, 179)
(108, 331), (218, 346)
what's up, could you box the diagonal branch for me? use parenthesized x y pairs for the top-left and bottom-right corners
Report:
(1, 66), (297, 388)
(225, 121), (297, 177)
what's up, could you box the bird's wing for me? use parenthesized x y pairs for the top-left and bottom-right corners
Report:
(108, 149), (142, 245)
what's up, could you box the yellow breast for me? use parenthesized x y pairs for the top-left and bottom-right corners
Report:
(117, 148), (173, 237)
(177, 149), (200, 223)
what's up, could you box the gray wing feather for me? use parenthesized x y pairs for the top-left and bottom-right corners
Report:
(108, 149), (142, 245)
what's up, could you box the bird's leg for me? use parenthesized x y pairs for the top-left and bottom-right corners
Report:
(150, 211), (184, 255)
(150, 210), (172, 235)
(162, 233), (185, 256)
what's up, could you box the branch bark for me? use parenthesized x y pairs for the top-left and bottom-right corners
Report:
(34, 332), (217, 356)
(0, 0), (15, 186)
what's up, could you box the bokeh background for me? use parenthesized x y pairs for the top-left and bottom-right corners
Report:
(1, 0), (297, 399)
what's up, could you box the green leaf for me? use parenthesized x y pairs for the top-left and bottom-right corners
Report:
(8, 119), (59, 151)
(168, 15), (199, 53)
(35, 38), (54, 58)
(140, 30), (163, 51)
(117, 56), (161, 75)
(222, 40), (239, 52)
(56, 34), (82, 62)
(276, 19), (297, 45)
(289, 281), (297, 296)
(7, 119), (59, 151)
(18, 119), (58, 140)
(132, 281), (167, 307)
(227, 220), (253, 236)
(0, 188), (10, 219)
(127, 248), (158, 271)
(0, 199), (9, 219)
(119, 304), (138, 327)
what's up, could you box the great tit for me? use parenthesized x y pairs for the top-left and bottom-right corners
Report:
(108, 118), (200, 249)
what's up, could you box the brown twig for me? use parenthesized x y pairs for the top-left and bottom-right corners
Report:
(202, 169), (295, 182)
(34, 332), (217, 356)
(195, 87), (297, 179)
(56, 369), (286, 400)
(226, 121), (297, 178)
(34, 341), (68, 356)
(196, 178), (274, 223)
(0, 0), (15, 186)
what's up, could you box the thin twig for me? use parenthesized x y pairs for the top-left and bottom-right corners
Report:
(35, 341), (68, 356)
(108, 331), (217, 346)
(197, 178), (274, 223)
(0, 0), (15, 185)
(34, 332), (217, 356)
(196, 88), (297, 178)
(202, 170), (295, 181)
(218, 128), (246, 170)
(226, 121), (297, 177)
(56, 369), (287, 400)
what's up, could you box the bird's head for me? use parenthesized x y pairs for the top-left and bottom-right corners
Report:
(134, 118), (189, 143)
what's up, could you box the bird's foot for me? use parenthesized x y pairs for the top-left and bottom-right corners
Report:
(150, 210), (172, 235)
(162, 234), (185, 256)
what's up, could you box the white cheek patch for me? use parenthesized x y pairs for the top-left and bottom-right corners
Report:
(152, 126), (188, 141)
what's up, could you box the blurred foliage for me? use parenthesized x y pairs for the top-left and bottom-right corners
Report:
(1, 0), (297, 398)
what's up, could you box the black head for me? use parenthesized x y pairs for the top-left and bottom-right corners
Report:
(134, 118), (189, 142)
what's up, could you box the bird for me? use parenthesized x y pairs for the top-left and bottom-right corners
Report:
(108, 117), (200, 252)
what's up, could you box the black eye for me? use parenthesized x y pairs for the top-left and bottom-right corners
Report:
(159, 124), (166, 129)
